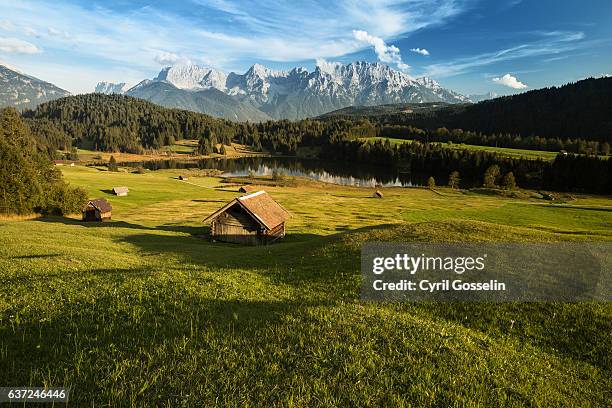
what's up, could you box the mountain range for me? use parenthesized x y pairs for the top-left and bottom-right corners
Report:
(96, 61), (470, 121)
(1, 60), (475, 121)
(0, 64), (70, 110)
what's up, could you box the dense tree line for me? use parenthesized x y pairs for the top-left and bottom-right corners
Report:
(329, 77), (612, 143)
(23, 94), (237, 153)
(0, 108), (86, 215)
(381, 125), (610, 155)
(320, 138), (611, 193)
(436, 77), (612, 142)
(320, 138), (546, 188)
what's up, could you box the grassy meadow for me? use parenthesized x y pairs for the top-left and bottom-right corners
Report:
(1, 165), (611, 406)
(69, 141), (267, 165)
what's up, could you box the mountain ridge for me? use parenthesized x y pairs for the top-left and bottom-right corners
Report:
(124, 61), (470, 121)
(0, 64), (70, 110)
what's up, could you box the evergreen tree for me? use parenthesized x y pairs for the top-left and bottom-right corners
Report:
(0, 108), (86, 215)
(448, 171), (460, 189)
(108, 155), (119, 172)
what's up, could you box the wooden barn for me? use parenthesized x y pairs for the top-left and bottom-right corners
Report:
(239, 185), (256, 193)
(373, 190), (384, 198)
(113, 186), (129, 196)
(204, 191), (290, 245)
(82, 198), (112, 222)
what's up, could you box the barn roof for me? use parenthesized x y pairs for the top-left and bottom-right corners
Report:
(86, 198), (112, 213)
(113, 186), (129, 195)
(204, 191), (290, 230)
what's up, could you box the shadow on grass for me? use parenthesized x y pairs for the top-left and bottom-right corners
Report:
(12, 253), (61, 259)
(0, 281), (327, 405)
(35, 216), (153, 231)
(35, 216), (208, 236)
(113, 224), (396, 296)
(214, 188), (243, 193)
(191, 199), (229, 203)
(410, 301), (612, 371)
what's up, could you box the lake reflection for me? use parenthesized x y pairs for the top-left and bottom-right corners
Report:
(120, 157), (428, 187)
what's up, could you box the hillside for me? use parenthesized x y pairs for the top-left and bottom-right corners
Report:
(0, 64), (70, 110)
(320, 77), (612, 142)
(23, 93), (237, 152)
(126, 81), (271, 122)
(1, 165), (610, 405)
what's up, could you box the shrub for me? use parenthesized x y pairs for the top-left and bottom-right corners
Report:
(427, 176), (436, 189)
(483, 165), (500, 188)
(501, 172), (517, 190)
(272, 169), (285, 181)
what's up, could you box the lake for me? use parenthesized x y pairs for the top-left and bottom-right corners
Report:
(120, 157), (430, 187)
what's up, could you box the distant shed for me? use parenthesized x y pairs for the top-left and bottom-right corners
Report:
(83, 198), (112, 221)
(373, 190), (384, 198)
(239, 185), (256, 193)
(204, 191), (290, 245)
(113, 186), (129, 196)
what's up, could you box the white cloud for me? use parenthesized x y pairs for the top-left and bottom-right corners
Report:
(352, 29), (409, 70)
(0, 37), (40, 54)
(410, 47), (429, 56)
(0, 20), (14, 31)
(154, 51), (181, 66)
(315, 58), (343, 75)
(47, 27), (70, 39)
(0, 0), (471, 92)
(492, 73), (527, 89)
(422, 31), (586, 78)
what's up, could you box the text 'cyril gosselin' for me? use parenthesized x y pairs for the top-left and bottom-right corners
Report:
(371, 253), (507, 292)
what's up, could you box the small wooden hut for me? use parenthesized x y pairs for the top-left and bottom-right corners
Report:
(178, 175), (189, 181)
(239, 185), (255, 193)
(113, 186), (129, 196)
(204, 191), (290, 245)
(373, 190), (384, 198)
(82, 198), (112, 221)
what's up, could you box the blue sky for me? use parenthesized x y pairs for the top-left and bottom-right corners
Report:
(0, 0), (610, 95)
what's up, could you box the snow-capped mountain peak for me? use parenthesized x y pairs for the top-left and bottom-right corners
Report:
(124, 61), (470, 121)
(95, 81), (130, 94)
(155, 64), (227, 90)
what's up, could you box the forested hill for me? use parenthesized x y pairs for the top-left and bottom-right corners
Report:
(23, 93), (237, 152)
(320, 77), (612, 142)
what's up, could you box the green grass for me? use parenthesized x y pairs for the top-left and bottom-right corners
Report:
(1, 165), (611, 406)
(366, 137), (609, 161)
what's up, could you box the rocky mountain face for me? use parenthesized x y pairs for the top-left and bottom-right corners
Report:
(127, 80), (270, 122)
(0, 64), (70, 110)
(126, 61), (470, 121)
(95, 81), (130, 94)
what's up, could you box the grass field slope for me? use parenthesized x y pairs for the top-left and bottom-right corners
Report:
(1, 166), (611, 406)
